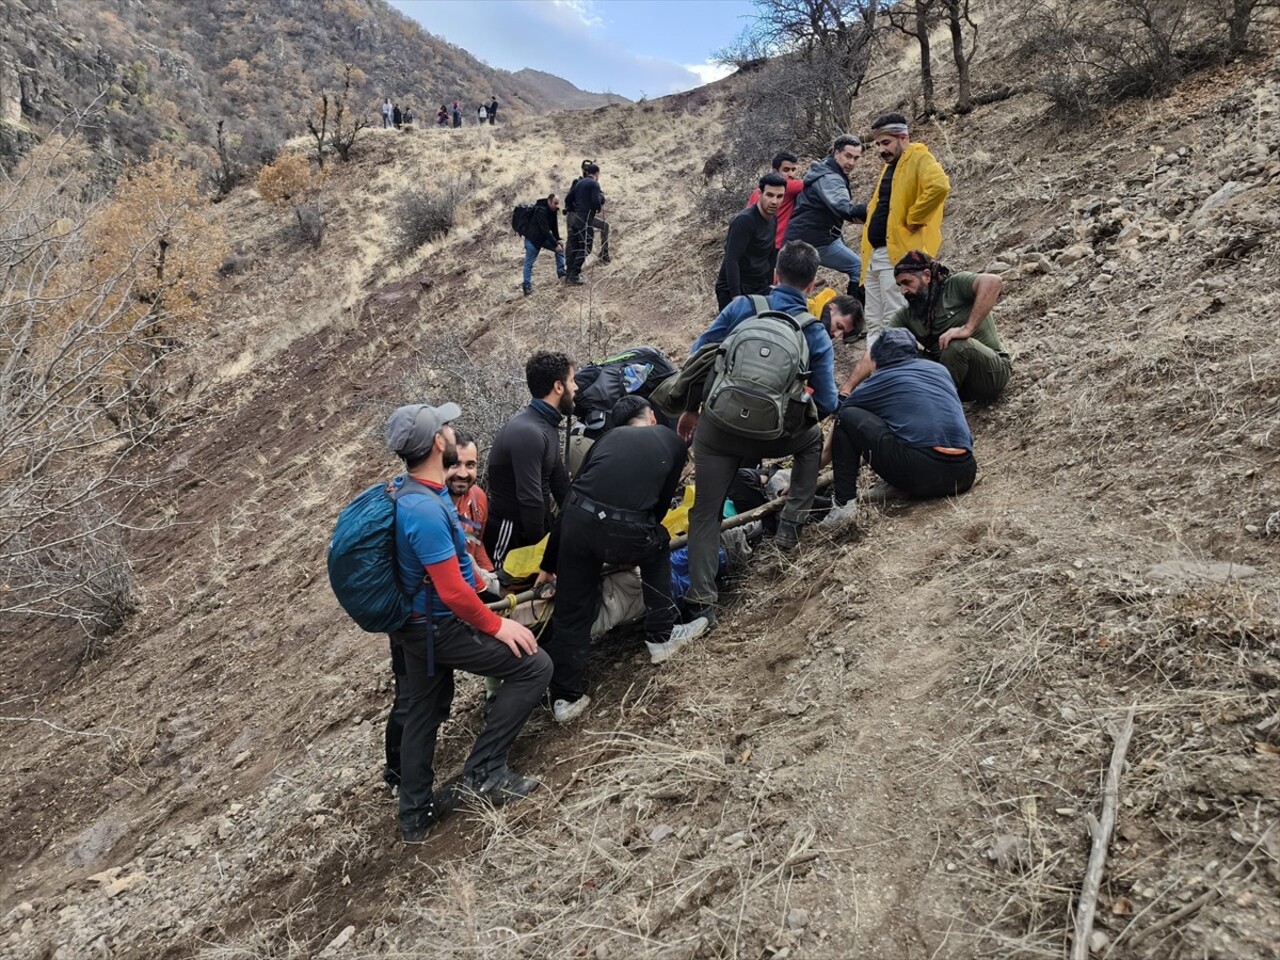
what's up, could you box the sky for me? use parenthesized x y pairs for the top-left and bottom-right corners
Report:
(387, 0), (756, 100)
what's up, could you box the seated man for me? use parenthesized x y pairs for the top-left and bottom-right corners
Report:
(876, 250), (1012, 402)
(823, 328), (977, 527)
(446, 431), (499, 596)
(535, 396), (710, 723)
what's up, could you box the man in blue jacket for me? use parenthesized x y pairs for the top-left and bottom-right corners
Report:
(783, 135), (865, 294)
(679, 240), (840, 627)
(821, 327), (977, 528)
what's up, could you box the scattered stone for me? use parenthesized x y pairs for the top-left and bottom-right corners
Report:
(230, 751), (252, 769)
(105, 873), (146, 897)
(945, 862), (957, 872)
(986, 835), (1032, 871)
(1193, 180), (1255, 221)
(4, 902), (34, 926)
(986, 260), (1013, 273)
(87, 867), (124, 886)
(228, 803), (244, 816)
(318, 924), (356, 958)
(1058, 243), (1093, 265)
(66, 819), (128, 867)
(649, 824), (675, 843)
(787, 908), (810, 930)
(1089, 930), (1110, 953)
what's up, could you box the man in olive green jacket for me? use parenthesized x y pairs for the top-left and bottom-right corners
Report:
(859, 114), (951, 339)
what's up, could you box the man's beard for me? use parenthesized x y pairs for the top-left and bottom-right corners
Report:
(442, 442), (459, 469)
(557, 391), (575, 416)
(904, 291), (927, 309)
(447, 475), (472, 496)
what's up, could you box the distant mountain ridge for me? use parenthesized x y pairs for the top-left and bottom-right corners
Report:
(0, 0), (627, 168)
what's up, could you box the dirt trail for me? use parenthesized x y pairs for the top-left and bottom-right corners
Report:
(3, 45), (1280, 960)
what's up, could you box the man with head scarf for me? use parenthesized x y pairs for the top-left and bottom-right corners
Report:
(821, 328), (977, 527)
(859, 113), (951, 339)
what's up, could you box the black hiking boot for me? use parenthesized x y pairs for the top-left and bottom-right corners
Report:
(521, 282), (532, 296)
(399, 798), (446, 844)
(455, 764), (540, 806)
(774, 519), (801, 552)
(684, 603), (718, 630)
(564, 274), (584, 285)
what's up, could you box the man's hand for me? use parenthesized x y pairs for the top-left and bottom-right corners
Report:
(555, 243), (564, 254)
(677, 410), (699, 443)
(534, 570), (556, 598)
(494, 618), (538, 657)
(476, 568), (501, 595)
(906, 222), (924, 233)
(821, 425), (835, 469)
(937, 327), (972, 351)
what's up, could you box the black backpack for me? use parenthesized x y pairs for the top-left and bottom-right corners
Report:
(511, 203), (537, 237)
(572, 346), (678, 438)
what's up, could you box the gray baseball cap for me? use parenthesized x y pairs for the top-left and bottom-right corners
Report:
(385, 402), (462, 459)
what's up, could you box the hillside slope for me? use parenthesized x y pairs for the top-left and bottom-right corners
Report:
(1, 40), (1279, 960)
(0, 0), (625, 168)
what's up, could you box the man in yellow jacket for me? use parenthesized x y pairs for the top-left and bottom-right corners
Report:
(860, 114), (951, 340)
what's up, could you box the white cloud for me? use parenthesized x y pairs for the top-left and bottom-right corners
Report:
(685, 61), (735, 86)
(550, 0), (604, 29)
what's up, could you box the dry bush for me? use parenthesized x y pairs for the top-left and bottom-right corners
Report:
(391, 186), (469, 259)
(0, 131), (222, 644)
(256, 153), (324, 248)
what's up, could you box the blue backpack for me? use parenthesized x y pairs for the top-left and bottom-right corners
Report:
(327, 477), (429, 633)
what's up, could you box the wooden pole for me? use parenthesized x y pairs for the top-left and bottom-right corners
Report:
(1071, 706), (1136, 960)
(486, 470), (835, 612)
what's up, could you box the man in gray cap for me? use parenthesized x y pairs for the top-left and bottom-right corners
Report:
(383, 402), (552, 843)
(821, 328), (977, 528)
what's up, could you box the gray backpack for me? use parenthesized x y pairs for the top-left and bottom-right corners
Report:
(703, 295), (819, 441)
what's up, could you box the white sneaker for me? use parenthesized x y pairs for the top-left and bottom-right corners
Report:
(819, 501), (858, 530)
(552, 695), (591, 723)
(647, 617), (709, 664)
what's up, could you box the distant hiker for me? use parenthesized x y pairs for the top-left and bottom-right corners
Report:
(860, 114), (952, 339)
(715, 172), (786, 310)
(446, 430), (497, 591)
(393, 104), (403, 128)
(566, 159), (611, 265)
(452, 102), (462, 128)
(855, 251), (1011, 403)
(382, 403), (551, 842)
(821, 328), (976, 528)
(437, 105), (449, 127)
(482, 352), (575, 570)
(783, 135), (865, 294)
(518, 193), (566, 296)
(382, 97), (394, 129)
(402, 107), (415, 128)
(747, 151), (803, 250)
(564, 162), (605, 285)
(478, 104), (488, 124)
(488, 97), (499, 125)
(534, 396), (710, 723)
(679, 240), (839, 626)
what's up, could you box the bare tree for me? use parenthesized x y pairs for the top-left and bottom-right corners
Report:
(306, 95), (330, 168)
(1220, 0), (1276, 54)
(944, 0), (980, 113)
(0, 131), (217, 644)
(888, 0), (941, 115)
(328, 63), (369, 163)
(209, 119), (242, 199)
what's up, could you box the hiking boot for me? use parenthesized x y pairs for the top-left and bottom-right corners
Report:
(552, 695), (591, 723)
(564, 274), (585, 285)
(521, 282), (532, 297)
(399, 799), (445, 843)
(599, 254), (612, 264)
(646, 617), (709, 664)
(818, 500), (858, 531)
(774, 519), (802, 552)
(684, 604), (718, 630)
(459, 765), (540, 805)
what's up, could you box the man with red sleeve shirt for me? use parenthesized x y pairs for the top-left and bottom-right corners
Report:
(445, 430), (497, 593)
(747, 151), (803, 250)
(384, 402), (552, 843)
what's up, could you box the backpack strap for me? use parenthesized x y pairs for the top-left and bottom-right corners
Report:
(748, 294), (771, 318)
(387, 474), (443, 676)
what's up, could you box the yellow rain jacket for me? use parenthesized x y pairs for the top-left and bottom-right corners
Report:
(859, 142), (951, 284)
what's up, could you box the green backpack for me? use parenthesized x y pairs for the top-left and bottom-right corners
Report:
(703, 295), (819, 441)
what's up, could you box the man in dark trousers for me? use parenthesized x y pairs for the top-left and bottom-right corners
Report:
(820, 328), (976, 529)
(483, 352), (576, 570)
(679, 240), (839, 627)
(383, 402), (552, 843)
(715, 172), (786, 310)
(564, 162), (605, 285)
(783, 134), (865, 294)
(533, 397), (710, 722)
(520, 193), (566, 296)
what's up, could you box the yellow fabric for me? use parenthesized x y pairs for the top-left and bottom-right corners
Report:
(502, 535), (549, 580)
(859, 142), (951, 284)
(807, 287), (838, 319)
(662, 485), (695, 538)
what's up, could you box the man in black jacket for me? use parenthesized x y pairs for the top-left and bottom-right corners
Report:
(483, 352), (576, 570)
(520, 193), (565, 296)
(564, 163), (605, 285)
(534, 396), (710, 722)
(715, 172), (785, 310)
(783, 134), (865, 294)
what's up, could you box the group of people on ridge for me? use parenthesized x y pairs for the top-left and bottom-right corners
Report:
(384, 97), (498, 130)
(343, 113), (1015, 844)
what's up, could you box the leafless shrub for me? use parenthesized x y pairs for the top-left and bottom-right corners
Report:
(391, 186), (467, 259)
